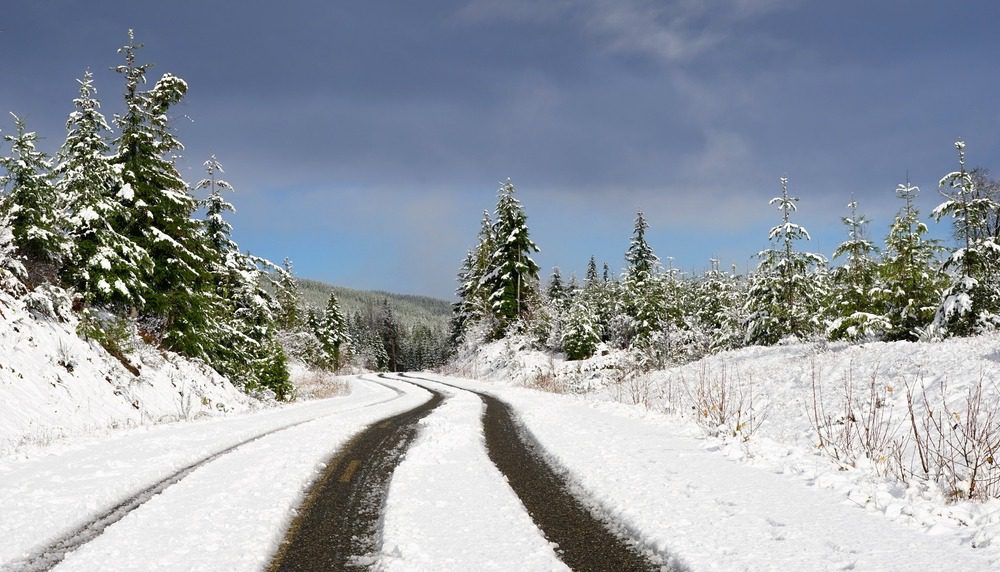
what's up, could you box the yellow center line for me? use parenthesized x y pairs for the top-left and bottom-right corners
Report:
(339, 459), (361, 483)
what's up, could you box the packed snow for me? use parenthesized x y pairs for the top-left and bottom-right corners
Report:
(377, 375), (567, 572)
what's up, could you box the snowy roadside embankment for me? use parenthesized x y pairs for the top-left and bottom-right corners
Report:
(1, 376), (424, 571)
(424, 372), (1000, 570)
(377, 375), (567, 572)
(0, 295), (257, 457)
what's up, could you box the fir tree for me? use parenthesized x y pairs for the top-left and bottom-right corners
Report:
(879, 182), (944, 341)
(745, 177), (826, 345)
(0, 114), (66, 284)
(378, 299), (403, 371)
(585, 256), (599, 285)
(828, 199), (886, 340)
(274, 257), (302, 330)
(621, 211), (664, 345)
(0, 208), (26, 297)
(55, 70), (151, 309)
(546, 266), (568, 310)
(450, 210), (496, 344)
(484, 179), (540, 337)
(316, 293), (351, 370)
(931, 141), (1000, 335)
(694, 260), (746, 351)
(561, 297), (599, 360)
(112, 30), (214, 356)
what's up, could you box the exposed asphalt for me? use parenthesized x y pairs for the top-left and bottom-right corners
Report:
(401, 373), (673, 572)
(267, 376), (444, 572)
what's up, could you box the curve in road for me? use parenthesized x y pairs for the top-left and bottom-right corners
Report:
(267, 376), (444, 572)
(400, 373), (673, 572)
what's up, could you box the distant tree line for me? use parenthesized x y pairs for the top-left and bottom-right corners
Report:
(451, 145), (1000, 366)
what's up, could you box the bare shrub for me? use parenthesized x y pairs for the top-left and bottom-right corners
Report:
(907, 376), (1000, 501)
(524, 369), (566, 394)
(809, 361), (902, 473)
(294, 370), (350, 400)
(684, 364), (766, 442)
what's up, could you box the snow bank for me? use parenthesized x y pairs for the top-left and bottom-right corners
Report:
(0, 295), (256, 457)
(444, 333), (1000, 556)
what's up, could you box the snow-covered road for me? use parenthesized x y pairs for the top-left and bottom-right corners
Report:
(4, 372), (1000, 571)
(0, 376), (429, 571)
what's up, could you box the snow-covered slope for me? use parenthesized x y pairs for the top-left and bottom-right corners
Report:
(445, 334), (1000, 554)
(0, 293), (256, 457)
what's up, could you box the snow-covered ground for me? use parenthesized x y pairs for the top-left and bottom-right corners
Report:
(377, 375), (567, 572)
(420, 371), (1000, 570)
(444, 335), (1000, 567)
(0, 376), (428, 570)
(0, 295), (257, 457)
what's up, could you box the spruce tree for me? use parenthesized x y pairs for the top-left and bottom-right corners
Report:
(694, 260), (746, 351)
(931, 141), (1000, 335)
(0, 114), (66, 284)
(484, 179), (540, 337)
(56, 71), (151, 309)
(745, 177), (826, 345)
(879, 182), (944, 341)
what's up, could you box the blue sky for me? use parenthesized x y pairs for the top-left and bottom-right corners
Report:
(2, 1), (999, 298)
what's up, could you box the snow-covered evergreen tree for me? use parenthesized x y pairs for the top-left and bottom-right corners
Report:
(111, 30), (215, 356)
(827, 199), (887, 340)
(55, 70), (151, 309)
(274, 258), (302, 330)
(0, 208), (26, 298)
(484, 179), (540, 337)
(878, 182), (944, 341)
(745, 177), (827, 345)
(546, 266), (568, 310)
(450, 210), (496, 344)
(621, 211), (665, 346)
(196, 157), (290, 397)
(0, 114), (66, 284)
(931, 141), (1000, 335)
(694, 260), (746, 351)
(561, 297), (599, 360)
(316, 293), (351, 370)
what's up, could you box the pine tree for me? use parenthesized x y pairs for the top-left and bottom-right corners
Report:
(56, 70), (151, 309)
(745, 177), (827, 345)
(0, 114), (66, 285)
(879, 182), (944, 341)
(112, 30), (214, 356)
(621, 211), (664, 345)
(484, 179), (540, 337)
(828, 199), (887, 340)
(931, 141), (1000, 335)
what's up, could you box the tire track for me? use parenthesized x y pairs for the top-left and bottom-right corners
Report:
(3, 376), (405, 572)
(399, 373), (674, 572)
(267, 376), (444, 571)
